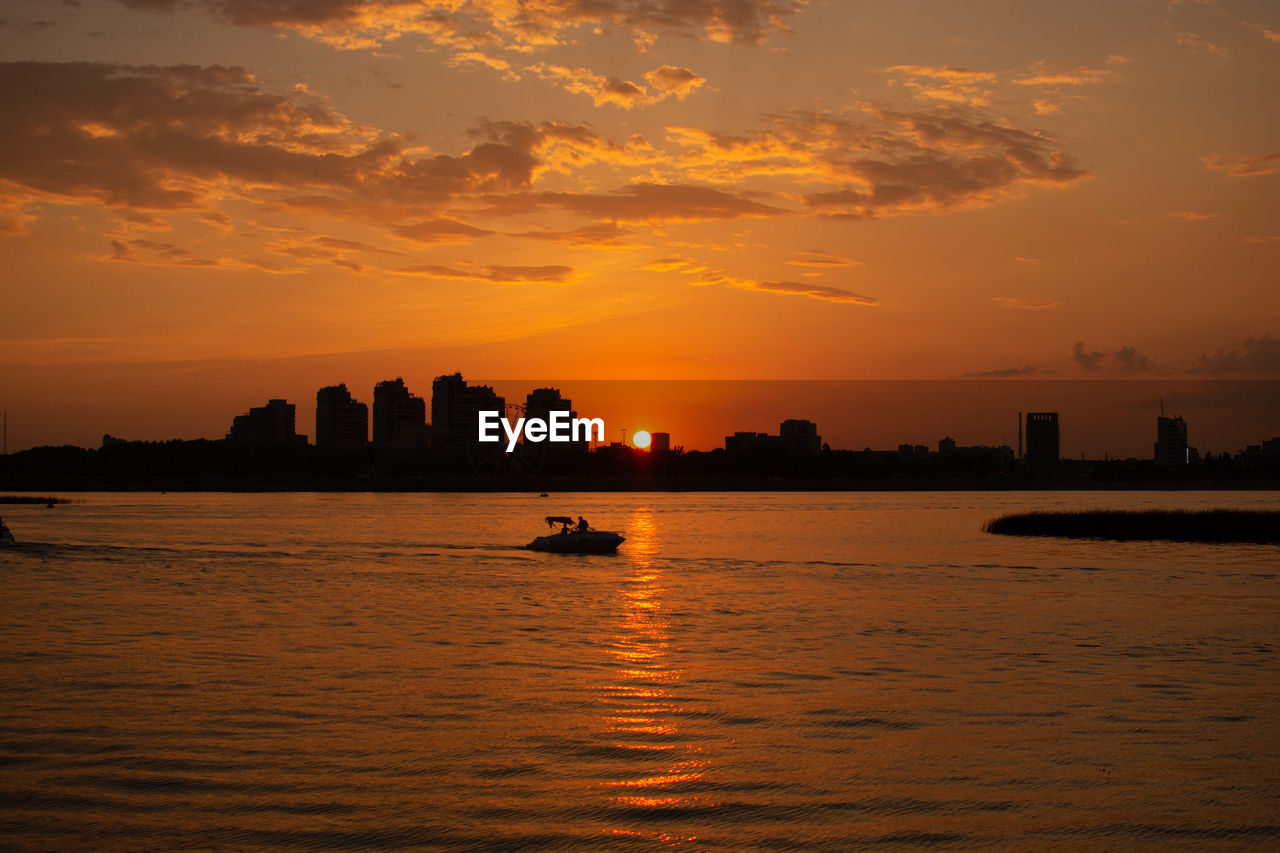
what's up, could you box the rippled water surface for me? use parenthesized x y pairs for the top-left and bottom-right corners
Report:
(1, 491), (1278, 851)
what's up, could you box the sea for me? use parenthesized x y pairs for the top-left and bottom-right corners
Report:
(1, 491), (1278, 851)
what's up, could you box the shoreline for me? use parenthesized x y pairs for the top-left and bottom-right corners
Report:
(4, 478), (1279, 493)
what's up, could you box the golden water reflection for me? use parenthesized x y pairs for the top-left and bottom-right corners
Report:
(597, 509), (713, 839)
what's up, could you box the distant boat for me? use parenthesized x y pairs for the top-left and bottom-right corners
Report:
(527, 516), (624, 553)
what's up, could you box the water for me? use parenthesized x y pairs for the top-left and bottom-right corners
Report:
(1, 491), (1278, 851)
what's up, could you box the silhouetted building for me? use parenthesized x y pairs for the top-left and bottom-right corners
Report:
(725, 431), (781, 453)
(650, 432), (671, 454)
(938, 436), (957, 454)
(1154, 415), (1188, 467)
(373, 378), (428, 447)
(1025, 412), (1059, 473)
(316, 384), (368, 448)
(431, 373), (505, 465)
(524, 387), (585, 453)
(227, 399), (305, 446)
(727, 420), (820, 455)
(780, 419), (821, 454)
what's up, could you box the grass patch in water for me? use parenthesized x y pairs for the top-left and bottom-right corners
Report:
(984, 509), (1280, 543)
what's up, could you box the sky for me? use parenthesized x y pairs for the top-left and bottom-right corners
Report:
(0, 0), (1277, 451)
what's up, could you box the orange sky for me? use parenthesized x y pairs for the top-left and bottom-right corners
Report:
(1, 0), (1277, 450)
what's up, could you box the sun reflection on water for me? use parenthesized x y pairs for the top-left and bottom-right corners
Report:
(596, 509), (715, 841)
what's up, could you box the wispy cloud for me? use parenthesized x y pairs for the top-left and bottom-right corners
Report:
(1071, 341), (1106, 371)
(994, 296), (1060, 309)
(698, 270), (878, 304)
(786, 249), (861, 267)
(108, 0), (804, 51)
(396, 263), (577, 283)
(1202, 150), (1280, 177)
(1190, 335), (1280, 375)
(1175, 31), (1231, 58)
(528, 63), (704, 109)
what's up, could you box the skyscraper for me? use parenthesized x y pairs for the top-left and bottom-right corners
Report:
(1154, 414), (1188, 467)
(227, 399), (304, 445)
(780, 419), (821, 454)
(1025, 412), (1059, 473)
(316, 384), (368, 448)
(649, 432), (671, 454)
(524, 387), (584, 453)
(372, 378), (428, 447)
(431, 373), (505, 466)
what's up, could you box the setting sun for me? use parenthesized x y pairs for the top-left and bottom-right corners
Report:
(632, 430), (651, 449)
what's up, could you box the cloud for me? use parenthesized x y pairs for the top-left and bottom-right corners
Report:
(391, 219), (496, 243)
(1113, 345), (1152, 373)
(313, 236), (396, 253)
(528, 64), (651, 109)
(963, 365), (1042, 378)
(1014, 62), (1111, 87)
(107, 237), (305, 272)
(643, 65), (706, 100)
(786, 249), (861, 267)
(880, 65), (996, 107)
(643, 257), (874, 303)
(397, 263), (576, 283)
(1175, 32), (1231, 58)
(1, 62), (1090, 264)
(109, 0), (802, 51)
(1190, 335), (1280, 375)
(1071, 341), (1105, 371)
(513, 222), (644, 247)
(791, 106), (1088, 219)
(694, 270), (876, 304)
(528, 63), (705, 108)
(448, 52), (515, 74)
(108, 238), (219, 266)
(487, 182), (789, 222)
(643, 256), (701, 272)
(994, 296), (1060, 309)
(0, 62), (572, 219)
(1170, 210), (1218, 221)
(1202, 150), (1280, 177)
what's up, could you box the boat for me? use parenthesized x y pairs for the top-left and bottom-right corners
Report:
(0, 520), (14, 546)
(527, 516), (625, 553)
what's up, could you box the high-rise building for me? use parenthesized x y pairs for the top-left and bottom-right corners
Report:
(431, 373), (505, 465)
(372, 378), (428, 447)
(1025, 412), (1059, 472)
(227, 399), (305, 445)
(1154, 415), (1188, 467)
(649, 432), (671, 454)
(316, 384), (368, 448)
(524, 387), (584, 452)
(780, 419), (821, 454)
(726, 419), (821, 454)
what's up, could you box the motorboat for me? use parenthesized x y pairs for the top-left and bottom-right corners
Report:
(527, 516), (624, 553)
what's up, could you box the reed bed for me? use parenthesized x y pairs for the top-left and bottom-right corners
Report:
(984, 509), (1280, 543)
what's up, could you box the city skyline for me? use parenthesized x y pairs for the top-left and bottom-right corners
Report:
(76, 374), (1280, 461)
(1, 0), (1278, 451)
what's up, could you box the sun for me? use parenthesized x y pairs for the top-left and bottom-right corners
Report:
(632, 430), (651, 449)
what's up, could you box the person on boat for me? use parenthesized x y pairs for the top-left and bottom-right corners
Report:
(577, 516), (589, 532)
(560, 521), (570, 534)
